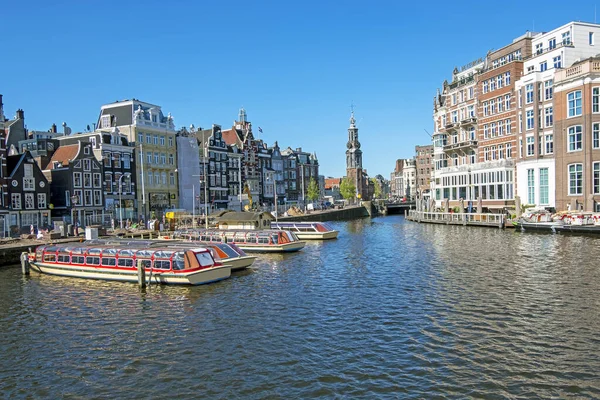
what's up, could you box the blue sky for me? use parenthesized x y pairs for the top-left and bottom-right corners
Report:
(2, 0), (600, 178)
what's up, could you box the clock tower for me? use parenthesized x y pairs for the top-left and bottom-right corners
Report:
(345, 111), (366, 201)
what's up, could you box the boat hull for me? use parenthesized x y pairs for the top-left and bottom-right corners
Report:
(29, 262), (231, 285)
(237, 241), (306, 253)
(294, 231), (338, 240)
(223, 255), (257, 271)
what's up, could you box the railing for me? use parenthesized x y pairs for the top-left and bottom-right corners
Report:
(408, 210), (505, 228)
(443, 139), (478, 152)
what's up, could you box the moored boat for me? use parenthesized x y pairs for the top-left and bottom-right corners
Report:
(87, 238), (256, 271)
(28, 243), (231, 285)
(174, 229), (306, 252)
(270, 221), (338, 240)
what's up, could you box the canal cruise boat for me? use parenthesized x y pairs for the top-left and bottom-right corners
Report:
(174, 229), (306, 253)
(28, 243), (231, 285)
(270, 221), (338, 240)
(88, 239), (256, 272)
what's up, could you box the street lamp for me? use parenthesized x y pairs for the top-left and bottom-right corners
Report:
(118, 173), (131, 229)
(71, 194), (79, 236)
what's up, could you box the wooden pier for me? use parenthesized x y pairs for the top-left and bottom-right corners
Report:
(406, 210), (507, 229)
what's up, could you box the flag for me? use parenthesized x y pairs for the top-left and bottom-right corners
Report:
(258, 127), (263, 133)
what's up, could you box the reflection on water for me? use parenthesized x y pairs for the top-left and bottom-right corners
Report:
(1, 215), (600, 399)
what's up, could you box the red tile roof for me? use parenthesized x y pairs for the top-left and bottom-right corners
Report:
(221, 128), (241, 147)
(44, 143), (79, 170)
(324, 178), (341, 190)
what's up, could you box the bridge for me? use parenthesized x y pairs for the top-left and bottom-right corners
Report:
(382, 201), (415, 215)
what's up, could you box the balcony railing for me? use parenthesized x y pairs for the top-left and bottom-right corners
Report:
(460, 116), (477, 126)
(443, 139), (478, 152)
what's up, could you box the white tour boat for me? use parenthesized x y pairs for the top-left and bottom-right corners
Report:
(174, 229), (306, 253)
(270, 221), (338, 240)
(28, 243), (231, 285)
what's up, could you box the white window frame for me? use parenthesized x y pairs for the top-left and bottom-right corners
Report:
(567, 90), (582, 117)
(568, 125), (583, 152)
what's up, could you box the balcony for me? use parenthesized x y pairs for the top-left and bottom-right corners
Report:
(448, 74), (475, 90)
(460, 117), (477, 126)
(443, 139), (478, 153)
(445, 122), (458, 132)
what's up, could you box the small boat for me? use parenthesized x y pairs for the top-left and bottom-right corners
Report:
(87, 238), (256, 272)
(270, 221), (338, 240)
(28, 243), (231, 285)
(174, 229), (306, 253)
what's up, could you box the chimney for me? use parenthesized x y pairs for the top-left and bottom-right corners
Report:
(16, 109), (24, 120)
(51, 123), (57, 133)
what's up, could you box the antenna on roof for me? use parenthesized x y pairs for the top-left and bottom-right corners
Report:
(424, 129), (432, 138)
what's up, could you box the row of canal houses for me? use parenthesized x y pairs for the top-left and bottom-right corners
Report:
(0, 96), (319, 236)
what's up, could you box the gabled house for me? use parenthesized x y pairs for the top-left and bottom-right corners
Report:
(6, 151), (51, 234)
(43, 141), (105, 228)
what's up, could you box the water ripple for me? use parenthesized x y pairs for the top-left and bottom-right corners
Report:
(1, 216), (600, 398)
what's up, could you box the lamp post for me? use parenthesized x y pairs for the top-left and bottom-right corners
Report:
(118, 173), (131, 229)
(71, 194), (79, 236)
(300, 163), (305, 211)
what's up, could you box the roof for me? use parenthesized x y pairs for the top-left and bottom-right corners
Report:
(221, 128), (242, 147)
(324, 178), (341, 189)
(44, 143), (79, 170)
(216, 211), (274, 222)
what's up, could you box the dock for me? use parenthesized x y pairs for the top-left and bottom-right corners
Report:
(406, 210), (507, 229)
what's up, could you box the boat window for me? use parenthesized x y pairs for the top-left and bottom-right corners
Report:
(247, 233), (257, 243)
(72, 256), (85, 264)
(136, 250), (154, 258)
(71, 248), (86, 255)
(154, 251), (174, 259)
(43, 254), (56, 262)
(57, 254), (70, 263)
(86, 256), (100, 265)
(44, 246), (58, 253)
(173, 252), (185, 270)
(118, 258), (134, 267)
(215, 244), (238, 258)
(103, 248), (118, 256)
(138, 259), (152, 269)
(195, 251), (214, 267)
(154, 260), (171, 270)
(118, 249), (136, 257)
(101, 257), (116, 266)
(87, 248), (102, 255)
(258, 235), (269, 244)
(271, 234), (279, 244)
(233, 232), (246, 242)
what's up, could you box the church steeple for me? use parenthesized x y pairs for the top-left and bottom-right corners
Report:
(346, 110), (362, 170)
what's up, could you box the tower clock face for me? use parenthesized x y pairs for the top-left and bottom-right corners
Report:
(12, 180), (18, 187)
(40, 181), (46, 188)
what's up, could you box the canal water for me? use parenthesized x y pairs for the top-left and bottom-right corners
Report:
(1, 215), (599, 399)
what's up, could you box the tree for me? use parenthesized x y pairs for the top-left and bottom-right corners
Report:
(307, 177), (319, 202)
(340, 177), (356, 201)
(371, 178), (382, 199)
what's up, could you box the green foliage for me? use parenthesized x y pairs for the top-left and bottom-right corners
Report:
(371, 178), (382, 199)
(307, 177), (320, 202)
(340, 177), (356, 200)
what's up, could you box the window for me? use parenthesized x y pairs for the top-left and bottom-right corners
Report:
(594, 123), (600, 149)
(23, 177), (35, 191)
(154, 152), (159, 164)
(490, 79), (496, 91)
(160, 136), (165, 146)
(161, 172), (167, 185)
(507, 143), (512, 158)
(535, 43), (543, 54)
(123, 154), (131, 169)
(74, 172), (82, 188)
(540, 61), (547, 72)
(168, 154), (174, 165)
(562, 30), (571, 45)
(146, 134), (151, 144)
(567, 91), (582, 117)
(154, 172), (159, 186)
(544, 80), (553, 100)
(83, 159), (91, 171)
(549, 38), (556, 49)
(84, 190), (92, 206)
(504, 71), (511, 86)
(591, 32), (595, 45)
(527, 169), (535, 204)
(146, 153), (152, 164)
(11, 193), (21, 209)
(101, 115), (111, 129)
(161, 153), (166, 165)
(483, 81), (489, 93)
(526, 136), (535, 156)
(505, 94), (511, 110)
(594, 162), (600, 194)
(568, 164), (583, 195)
(553, 55), (562, 69)
(147, 171), (153, 186)
(539, 168), (549, 205)
(24, 193), (34, 209)
(505, 119), (512, 134)
(168, 137), (173, 147)
(568, 126), (582, 151)
(113, 153), (121, 168)
(526, 110), (535, 130)
(38, 193), (46, 209)
(545, 134), (554, 154)
(170, 172), (175, 185)
(94, 190), (102, 206)
(83, 173), (91, 188)
(483, 101), (489, 117)
(594, 87), (600, 113)
(526, 84), (534, 104)
(104, 174), (112, 192)
(138, 133), (143, 143)
(84, 146), (90, 155)
(103, 152), (111, 167)
(545, 107), (553, 127)
(153, 135), (159, 145)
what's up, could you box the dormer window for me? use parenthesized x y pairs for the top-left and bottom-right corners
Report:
(101, 115), (111, 128)
(84, 146), (90, 155)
